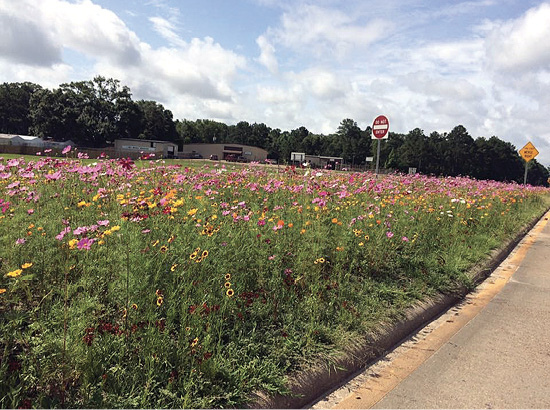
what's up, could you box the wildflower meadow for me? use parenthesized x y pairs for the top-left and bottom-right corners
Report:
(1, 151), (549, 408)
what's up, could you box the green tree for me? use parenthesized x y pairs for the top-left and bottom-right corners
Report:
(526, 159), (550, 186)
(266, 128), (283, 160)
(473, 136), (524, 182)
(195, 119), (229, 144)
(30, 87), (85, 142)
(443, 125), (475, 176)
(250, 122), (270, 149)
(228, 121), (253, 145)
(30, 76), (137, 146)
(336, 118), (363, 165)
(373, 132), (405, 170)
(136, 100), (178, 141)
(0, 82), (42, 135)
(114, 98), (144, 140)
(176, 119), (199, 145)
(60, 76), (135, 146)
(398, 128), (427, 172)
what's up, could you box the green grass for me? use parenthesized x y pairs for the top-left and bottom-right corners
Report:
(0, 155), (548, 408)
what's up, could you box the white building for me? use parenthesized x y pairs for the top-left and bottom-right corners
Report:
(0, 134), (44, 147)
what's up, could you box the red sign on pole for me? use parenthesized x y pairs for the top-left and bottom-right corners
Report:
(372, 115), (389, 139)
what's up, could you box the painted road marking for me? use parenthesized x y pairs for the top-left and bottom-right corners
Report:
(312, 211), (550, 409)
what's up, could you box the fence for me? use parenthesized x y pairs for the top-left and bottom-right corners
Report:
(0, 145), (167, 160)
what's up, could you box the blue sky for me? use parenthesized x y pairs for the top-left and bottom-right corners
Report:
(1, 0), (550, 165)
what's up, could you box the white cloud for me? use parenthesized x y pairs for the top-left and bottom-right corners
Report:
(1, 0), (550, 165)
(485, 2), (550, 73)
(0, 10), (61, 66)
(0, 0), (248, 114)
(271, 4), (389, 59)
(96, 36), (246, 103)
(149, 16), (185, 47)
(256, 35), (278, 74)
(401, 72), (486, 101)
(0, 0), (142, 67)
(286, 68), (349, 99)
(48, 0), (142, 66)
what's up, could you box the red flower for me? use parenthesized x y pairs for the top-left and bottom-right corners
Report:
(118, 157), (135, 170)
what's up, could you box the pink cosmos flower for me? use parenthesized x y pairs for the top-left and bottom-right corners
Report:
(77, 237), (95, 250)
(45, 171), (62, 180)
(386, 231), (394, 238)
(73, 226), (88, 235)
(56, 227), (71, 241)
(62, 145), (72, 155)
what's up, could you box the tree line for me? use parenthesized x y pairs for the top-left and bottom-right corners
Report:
(1, 76), (548, 186)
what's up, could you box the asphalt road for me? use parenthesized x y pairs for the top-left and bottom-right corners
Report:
(314, 211), (550, 409)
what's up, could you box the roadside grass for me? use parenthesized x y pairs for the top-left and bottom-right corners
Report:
(0, 152), (548, 408)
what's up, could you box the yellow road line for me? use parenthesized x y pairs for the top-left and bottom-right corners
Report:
(332, 211), (550, 409)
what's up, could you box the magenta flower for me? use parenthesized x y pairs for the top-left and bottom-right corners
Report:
(402, 236), (409, 242)
(97, 220), (110, 226)
(73, 226), (88, 235)
(56, 227), (71, 241)
(62, 145), (72, 155)
(45, 171), (62, 180)
(77, 237), (95, 250)
(15, 238), (26, 245)
(386, 231), (394, 238)
(0, 199), (10, 213)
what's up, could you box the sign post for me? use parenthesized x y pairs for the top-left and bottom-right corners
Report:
(372, 115), (389, 177)
(519, 142), (539, 185)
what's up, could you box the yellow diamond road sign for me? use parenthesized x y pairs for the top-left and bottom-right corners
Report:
(519, 142), (539, 162)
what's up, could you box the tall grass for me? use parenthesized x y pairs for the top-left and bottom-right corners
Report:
(0, 153), (548, 408)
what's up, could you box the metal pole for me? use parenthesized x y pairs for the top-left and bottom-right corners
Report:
(375, 139), (381, 177)
(523, 161), (528, 186)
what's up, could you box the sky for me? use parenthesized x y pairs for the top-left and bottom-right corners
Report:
(1, 0), (550, 166)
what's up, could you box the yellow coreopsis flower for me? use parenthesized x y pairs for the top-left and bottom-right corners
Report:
(6, 269), (23, 278)
(21, 262), (33, 269)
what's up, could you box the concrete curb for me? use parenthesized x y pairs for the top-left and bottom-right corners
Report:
(247, 208), (550, 409)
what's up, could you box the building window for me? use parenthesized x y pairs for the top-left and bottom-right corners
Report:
(224, 146), (243, 152)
